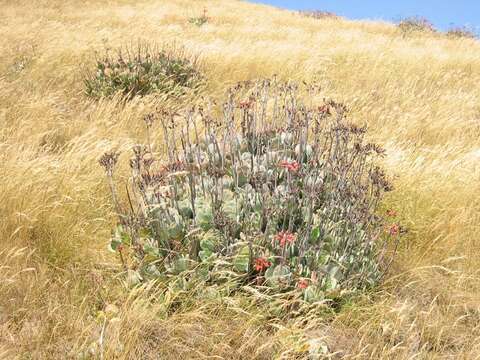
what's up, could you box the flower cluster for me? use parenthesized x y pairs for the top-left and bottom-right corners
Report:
(274, 231), (296, 247)
(388, 224), (400, 236)
(297, 278), (309, 289)
(279, 160), (300, 172)
(255, 257), (271, 272)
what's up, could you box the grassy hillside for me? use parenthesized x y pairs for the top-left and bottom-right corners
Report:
(1, 0), (480, 358)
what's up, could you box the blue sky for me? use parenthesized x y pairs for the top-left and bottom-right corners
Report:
(249, 0), (480, 31)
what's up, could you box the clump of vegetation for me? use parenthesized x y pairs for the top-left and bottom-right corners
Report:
(100, 79), (400, 303)
(398, 16), (436, 35)
(188, 8), (209, 27)
(84, 43), (203, 100)
(299, 10), (338, 20)
(446, 26), (477, 39)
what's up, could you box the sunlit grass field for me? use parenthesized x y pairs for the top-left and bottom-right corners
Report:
(1, 0), (480, 358)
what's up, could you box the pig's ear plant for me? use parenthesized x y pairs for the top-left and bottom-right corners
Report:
(100, 78), (400, 303)
(84, 43), (203, 100)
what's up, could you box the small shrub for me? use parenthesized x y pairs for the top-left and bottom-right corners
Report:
(188, 8), (209, 27)
(299, 10), (338, 20)
(84, 43), (203, 100)
(99, 79), (400, 303)
(398, 16), (436, 35)
(446, 27), (477, 39)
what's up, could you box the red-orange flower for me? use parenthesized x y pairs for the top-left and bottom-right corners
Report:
(254, 257), (271, 272)
(386, 209), (397, 217)
(388, 223), (400, 236)
(239, 100), (252, 109)
(279, 160), (300, 172)
(275, 230), (296, 247)
(297, 279), (309, 289)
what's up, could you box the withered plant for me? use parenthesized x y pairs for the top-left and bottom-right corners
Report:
(446, 26), (477, 39)
(397, 16), (436, 36)
(299, 10), (339, 20)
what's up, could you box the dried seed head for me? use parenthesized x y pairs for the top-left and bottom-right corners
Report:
(132, 144), (148, 159)
(141, 172), (166, 187)
(370, 166), (393, 192)
(143, 113), (155, 128)
(99, 151), (120, 176)
(348, 123), (367, 135)
(206, 164), (226, 178)
(129, 157), (141, 173)
(327, 100), (348, 114)
(364, 143), (386, 156)
(162, 160), (186, 173)
(143, 158), (155, 169)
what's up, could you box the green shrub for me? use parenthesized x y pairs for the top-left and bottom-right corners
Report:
(99, 79), (401, 303)
(84, 44), (203, 100)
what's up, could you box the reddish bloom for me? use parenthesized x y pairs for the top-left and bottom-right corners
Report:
(386, 209), (397, 217)
(318, 104), (331, 115)
(279, 160), (300, 172)
(388, 223), (400, 236)
(239, 100), (252, 109)
(275, 231), (296, 247)
(255, 257), (271, 272)
(297, 279), (309, 289)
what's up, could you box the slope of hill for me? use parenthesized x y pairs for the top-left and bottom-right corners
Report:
(1, 0), (480, 358)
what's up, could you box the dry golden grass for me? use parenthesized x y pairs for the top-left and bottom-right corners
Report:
(1, 0), (480, 358)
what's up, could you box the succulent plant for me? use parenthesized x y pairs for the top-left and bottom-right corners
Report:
(84, 42), (203, 100)
(100, 78), (400, 301)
